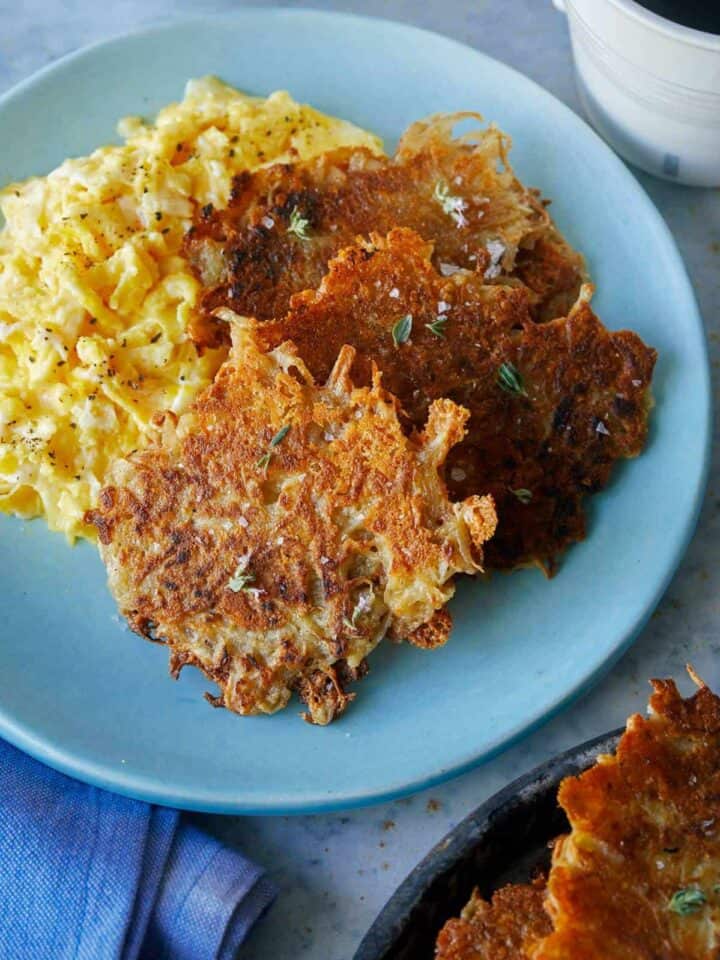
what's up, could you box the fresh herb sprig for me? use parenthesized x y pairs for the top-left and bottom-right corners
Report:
(257, 424), (291, 470)
(668, 888), (707, 916)
(287, 207), (310, 240)
(392, 314), (413, 347)
(228, 556), (255, 593)
(425, 316), (447, 338)
(497, 361), (528, 398)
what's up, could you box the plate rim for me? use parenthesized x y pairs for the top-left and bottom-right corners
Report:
(0, 8), (711, 814)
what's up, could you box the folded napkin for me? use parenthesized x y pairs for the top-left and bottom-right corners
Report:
(0, 738), (276, 960)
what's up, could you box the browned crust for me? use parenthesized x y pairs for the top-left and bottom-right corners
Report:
(533, 677), (720, 959)
(435, 679), (720, 959)
(436, 877), (551, 960)
(183, 113), (585, 349)
(86, 320), (496, 723)
(404, 608), (453, 649)
(258, 228), (655, 572)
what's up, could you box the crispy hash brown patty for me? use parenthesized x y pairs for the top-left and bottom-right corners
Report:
(435, 879), (550, 960)
(86, 318), (496, 724)
(535, 677), (720, 960)
(435, 677), (720, 959)
(184, 112), (586, 348)
(259, 229), (656, 572)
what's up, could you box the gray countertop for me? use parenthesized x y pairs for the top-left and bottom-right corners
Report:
(2, 1), (719, 957)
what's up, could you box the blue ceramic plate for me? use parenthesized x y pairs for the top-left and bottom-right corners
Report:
(0, 11), (709, 814)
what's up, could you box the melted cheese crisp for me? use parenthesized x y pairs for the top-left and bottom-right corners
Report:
(0, 76), (382, 540)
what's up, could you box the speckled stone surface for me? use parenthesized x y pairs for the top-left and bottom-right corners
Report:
(2, 1), (719, 957)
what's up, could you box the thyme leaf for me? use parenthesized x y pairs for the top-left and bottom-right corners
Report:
(392, 314), (413, 347)
(257, 424), (290, 469)
(425, 316), (447, 338)
(497, 361), (527, 397)
(287, 207), (310, 240)
(270, 424), (291, 447)
(668, 888), (707, 916)
(228, 557), (255, 592)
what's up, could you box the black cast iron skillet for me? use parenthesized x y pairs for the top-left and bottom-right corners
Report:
(354, 729), (622, 960)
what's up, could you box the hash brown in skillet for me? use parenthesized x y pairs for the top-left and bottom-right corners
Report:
(534, 676), (720, 959)
(184, 113), (585, 348)
(86, 317), (496, 724)
(435, 878), (550, 960)
(258, 228), (656, 572)
(435, 676), (720, 959)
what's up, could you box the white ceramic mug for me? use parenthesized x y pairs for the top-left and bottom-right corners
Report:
(553, 0), (720, 187)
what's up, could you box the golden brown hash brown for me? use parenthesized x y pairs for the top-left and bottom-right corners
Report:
(532, 676), (720, 960)
(184, 113), (586, 348)
(436, 878), (550, 960)
(85, 318), (496, 724)
(257, 229), (656, 572)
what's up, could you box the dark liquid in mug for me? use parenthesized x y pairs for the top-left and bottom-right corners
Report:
(634, 0), (720, 35)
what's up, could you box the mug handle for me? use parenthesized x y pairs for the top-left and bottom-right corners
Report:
(552, 0), (567, 11)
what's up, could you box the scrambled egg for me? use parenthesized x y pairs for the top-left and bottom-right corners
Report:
(0, 76), (382, 540)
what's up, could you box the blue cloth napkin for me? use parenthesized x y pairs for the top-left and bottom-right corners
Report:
(0, 738), (276, 959)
